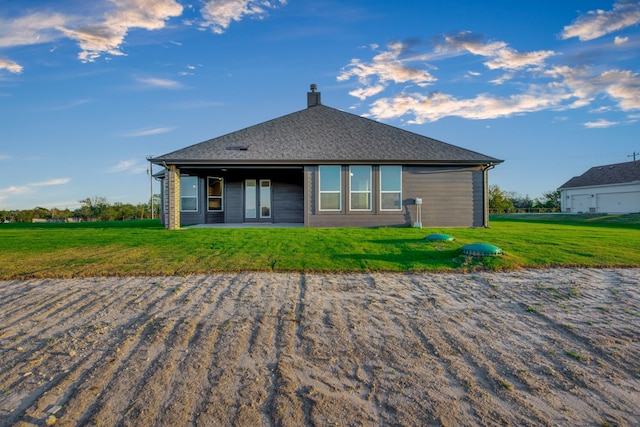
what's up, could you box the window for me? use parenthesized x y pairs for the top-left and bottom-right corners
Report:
(207, 177), (224, 211)
(350, 165), (371, 211)
(319, 165), (341, 211)
(180, 176), (198, 212)
(260, 180), (271, 218)
(380, 166), (402, 211)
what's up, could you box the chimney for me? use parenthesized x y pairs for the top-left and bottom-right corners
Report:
(307, 83), (321, 108)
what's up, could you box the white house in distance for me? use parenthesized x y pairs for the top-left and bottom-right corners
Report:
(558, 160), (640, 214)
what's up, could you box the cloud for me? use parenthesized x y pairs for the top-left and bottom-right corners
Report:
(370, 65), (640, 124)
(0, 12), (69, 48)
(438, 31), (555, 71)
(615, 36), (629, 44)
(0, 0), (285, 66)
(367, 87), (573, 124)
(123, 126), (175, 137)
(108, 160), (147, 174)
(339, 26), (640, 124)
(562, 0), (640, 41)
(136, 77), (183, 89)
(30, 178), (71, 187)
(200, 0), (286, 34)
(0, 57), (23, 74)
(0, 154), (11, 160)
(583, 119), (619, 128)
(58, 0), (184, 62)
(0, 178), (70, 202)
(0, 185), (30, 197)
(546, 66), (640, 112)
(337, 42), (437, 100)
(339, 35), (555, 102)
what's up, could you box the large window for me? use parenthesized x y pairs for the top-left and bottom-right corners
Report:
(380, 166), (402, 211)
(319, 165), (341, 211)
(350, 165), (371, 211)
(207, 177), (223, 211)
(180, 176), (198, 212)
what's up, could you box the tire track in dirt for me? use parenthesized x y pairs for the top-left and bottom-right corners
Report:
(190, 273), (288, 426)
(0, 277), (178, 426)
(111, 276), (224, 425)
(29, 277), (200, 426)
(1, 270), (639, 427)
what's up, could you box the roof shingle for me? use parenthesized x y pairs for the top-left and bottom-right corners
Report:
(559, 160), (640, 189)
(152, 104), (501, 165)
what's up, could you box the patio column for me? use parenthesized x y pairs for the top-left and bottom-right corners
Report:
(166, 165), (181, 230)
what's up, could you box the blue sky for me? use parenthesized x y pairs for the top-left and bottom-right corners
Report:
(1, 0), (639, 210)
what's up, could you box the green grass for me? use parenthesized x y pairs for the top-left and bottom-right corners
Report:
(0, 215), (639, 279)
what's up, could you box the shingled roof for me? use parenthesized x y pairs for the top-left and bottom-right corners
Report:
(152, 103), (502, 166)
(559, 160), (640, 189)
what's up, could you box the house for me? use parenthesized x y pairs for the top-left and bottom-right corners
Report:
(558, 160), (640, 214)
(150, 85), (503, 229)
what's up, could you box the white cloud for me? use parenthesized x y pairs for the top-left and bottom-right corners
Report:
(0, 0), (286, 65)
(367, 87), (573, 124)
(109, 160), (137, 173)
(583, 119), (619, 128)
(337, 42), (437, 100)
(0, 185), (29, 197)
(562, 0), (640, 41)
(30, 178), (71, 187)
(59, 0), (184, 62)
(615, 36), (629, 44)
(599, 69), (640, 111)
(439, 31), (555, 71)
(0, 57), (23, 74)
(123, 126), (175, 137)
(0, 12), (69, 48)
(108, 160), (147, 174)
(0, 178), (70, 202)
(340, 29), (640, 124)
(200, 0), (286, 34)
(340, 35), (555, 102)
(136, 77), (183, 89)
(546, 66), (640, 112)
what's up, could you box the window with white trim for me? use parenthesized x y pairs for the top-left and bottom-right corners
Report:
(207, 177), (224, 211)
(380, 166), (402, 211)
(319, 165), (341, 211)
(180, 176), (198, 212)
(350, 165), (371, 211)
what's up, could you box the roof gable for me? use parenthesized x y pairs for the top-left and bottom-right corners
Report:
(153, 104), (501, 165)
(559, 160), (640, 189)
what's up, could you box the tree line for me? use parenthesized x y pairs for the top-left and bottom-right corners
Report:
(2, 188), (559, 222)
(0, 195), (161, 223)
(489, 186), (561, 213)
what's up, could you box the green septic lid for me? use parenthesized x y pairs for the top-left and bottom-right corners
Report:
(461, 243), (502, 256)
(425, 233), (454, 242)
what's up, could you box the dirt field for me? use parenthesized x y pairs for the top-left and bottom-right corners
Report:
(0, 269), (638, 426)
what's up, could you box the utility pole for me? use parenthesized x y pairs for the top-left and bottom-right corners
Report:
(628, 151), (639, 161)
(146, 155), (154, 219)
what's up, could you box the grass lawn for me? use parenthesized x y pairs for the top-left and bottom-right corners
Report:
(1, 214), (639, 279)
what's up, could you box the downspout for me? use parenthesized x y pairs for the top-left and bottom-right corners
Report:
(482, 163), (496, 228)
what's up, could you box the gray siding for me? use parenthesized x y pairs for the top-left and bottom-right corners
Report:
(307, 165), (485, 228)
(225, 180), (243, 223)
(273, 180), (304, 223)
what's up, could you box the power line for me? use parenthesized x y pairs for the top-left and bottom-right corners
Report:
(628, 151), (639, 161)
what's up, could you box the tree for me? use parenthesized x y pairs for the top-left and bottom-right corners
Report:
(488, 185), (515, 213)
(539, 189), (561, 210)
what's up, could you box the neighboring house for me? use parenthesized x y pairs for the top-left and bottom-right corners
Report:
(150, 85), (503, 229)
(558, 160), (640, 214)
